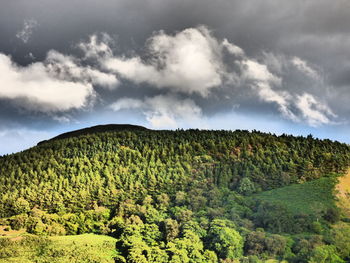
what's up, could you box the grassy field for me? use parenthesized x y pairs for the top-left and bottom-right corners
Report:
(253, 177), (337, 215)
(0, 233), (117, 263)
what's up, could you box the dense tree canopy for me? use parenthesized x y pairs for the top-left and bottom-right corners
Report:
(0, 127), (349, 262)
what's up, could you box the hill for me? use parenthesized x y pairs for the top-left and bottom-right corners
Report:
(37, 124), (149, 145)
(0, 126), (350, 262)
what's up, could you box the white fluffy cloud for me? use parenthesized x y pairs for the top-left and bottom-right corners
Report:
(91, 27), (226, 97)
(240, 58), (297, 121)
(46, 50), (119, 89)
(292, 57), (320, 80)
(222, 39), (244, 57)
(241, 59), (281, 84)
(0, 45), (119, 113)
(110, 95), (203, 129)
(295, 93), (336, 126)
(0, 53), (94, 112)
(239, 57), (334, 126)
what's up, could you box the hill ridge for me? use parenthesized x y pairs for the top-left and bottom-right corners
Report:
(37, 124), (149, 145)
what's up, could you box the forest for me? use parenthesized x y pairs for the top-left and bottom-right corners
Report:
(0, 125), (350, 262)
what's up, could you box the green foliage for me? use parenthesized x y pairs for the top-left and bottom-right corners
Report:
(331, 223), (350, 260)
(309, 245), (344, 263)
(238, 177), (256, 195)
(206, 219), (243, 259)
(0, 128), (350, 262)
(1, 129), (348, 219)
(12, 198), (31, 214)
(244, 230), (288, 259)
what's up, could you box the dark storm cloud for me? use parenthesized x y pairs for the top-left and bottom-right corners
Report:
(1, 0), (349, 58)
(0, 0), (350, 146)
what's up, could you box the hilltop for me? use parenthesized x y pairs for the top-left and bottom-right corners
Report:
(37, 124), (149, 145)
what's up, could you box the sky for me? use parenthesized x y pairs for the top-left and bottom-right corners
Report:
(0, 0), (350, 155)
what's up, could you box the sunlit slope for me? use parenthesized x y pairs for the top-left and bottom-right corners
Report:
(336, 169), (350, 218)
(0, 234), (116, 263)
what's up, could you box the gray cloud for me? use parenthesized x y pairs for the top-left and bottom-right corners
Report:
(16, 19), (38, 44)
(0, 23), (339, 128)
(76, 27), (335, 127)
(110, 95), (204, 129)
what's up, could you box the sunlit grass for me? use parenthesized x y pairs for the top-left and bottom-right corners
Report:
(0, 234), (117, 263)
(254, 177), (337, 215)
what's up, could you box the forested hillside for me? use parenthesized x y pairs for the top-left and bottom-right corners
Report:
(1, 126), (350, 262)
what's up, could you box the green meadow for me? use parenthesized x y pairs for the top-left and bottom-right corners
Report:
(0, 234), (116, 263)
(253, 177), (337, 215)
